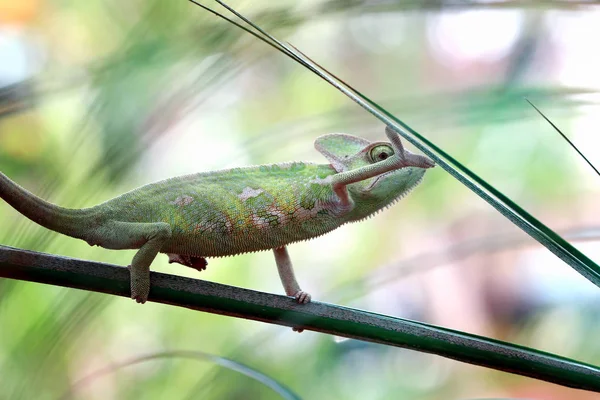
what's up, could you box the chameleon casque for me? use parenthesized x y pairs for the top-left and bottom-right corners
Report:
(0, 126), (434, 304)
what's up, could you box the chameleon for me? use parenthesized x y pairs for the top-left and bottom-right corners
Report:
(0, 126), (434, 304)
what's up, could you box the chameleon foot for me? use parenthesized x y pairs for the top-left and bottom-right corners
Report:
(133, 295), (146, 304)
(293, 293), (309, 331)
(128, 265), (149, 304)
(189, 257), (208, 271)
(167, 253), (208, 272)
(294, 290), (311, 304)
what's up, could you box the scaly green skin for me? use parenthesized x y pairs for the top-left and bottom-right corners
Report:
(99, 163), (341, 257)
(0, 127), (434, 304)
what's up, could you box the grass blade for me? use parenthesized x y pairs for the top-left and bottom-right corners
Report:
(191, 0), (600, 289)
(61, 350), (301, 400)
(526, 98), (600, 177)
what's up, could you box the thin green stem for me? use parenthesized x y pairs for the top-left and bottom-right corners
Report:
(526, 98), (600, 177)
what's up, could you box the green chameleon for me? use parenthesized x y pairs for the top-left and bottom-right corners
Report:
(0, 126), (434, 304)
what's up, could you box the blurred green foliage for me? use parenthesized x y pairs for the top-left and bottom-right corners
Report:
(1, 0), (600, 399)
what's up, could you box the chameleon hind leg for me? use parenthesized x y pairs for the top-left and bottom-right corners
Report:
(167, 253), (208, 272)
(90, 221), (172, 304)
(273, 246), (311, 304)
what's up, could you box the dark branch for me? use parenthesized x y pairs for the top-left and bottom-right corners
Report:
(1, 245), (599, 392)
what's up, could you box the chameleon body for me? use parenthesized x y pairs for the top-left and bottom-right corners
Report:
(0, 127), (434, 303)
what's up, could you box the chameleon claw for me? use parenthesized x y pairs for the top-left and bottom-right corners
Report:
(294, 290), (311, 304)
(190, 256), (208, 271)
(409, 153), (435, 169)
(131, 287), (148, 303)
(130, 287), (148, 304)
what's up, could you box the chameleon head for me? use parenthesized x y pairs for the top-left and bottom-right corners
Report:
(315, 132), (428, 220)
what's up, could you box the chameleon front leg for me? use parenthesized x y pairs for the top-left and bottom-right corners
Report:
(332, 126), (434, 206)
(273, 246), (311, 304)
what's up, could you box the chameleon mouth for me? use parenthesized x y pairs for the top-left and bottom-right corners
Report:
(348, 173), (425, 224)
(367, 166), (420, 191)
(366, 171), (394, 191)
(365, 166), (425, 192)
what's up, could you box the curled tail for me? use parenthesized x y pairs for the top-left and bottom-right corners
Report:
(0, 172), (91, 239)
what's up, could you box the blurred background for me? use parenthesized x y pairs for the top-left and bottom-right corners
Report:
(1, 0), (600, 399)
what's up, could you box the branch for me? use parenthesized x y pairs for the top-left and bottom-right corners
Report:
(1, 245), (599, 392)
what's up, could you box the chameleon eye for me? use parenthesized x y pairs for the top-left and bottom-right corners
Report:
(369, 145), (394, 163)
